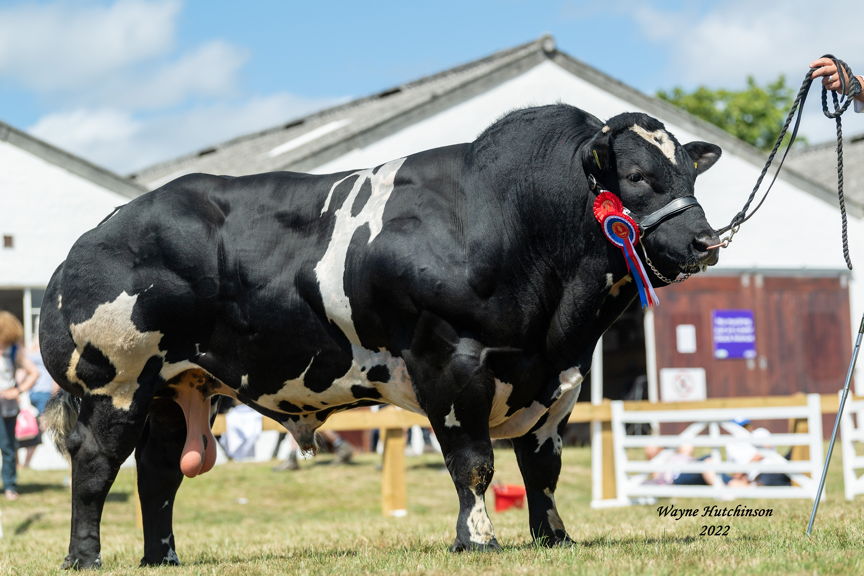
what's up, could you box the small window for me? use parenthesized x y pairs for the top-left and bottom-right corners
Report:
(3, 235), (13, 248)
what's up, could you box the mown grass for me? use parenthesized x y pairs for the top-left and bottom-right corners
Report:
(1, 446), (861, 575)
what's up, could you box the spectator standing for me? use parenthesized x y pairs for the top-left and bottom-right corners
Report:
(19, 339), (59, 468)
(0, 311), (39, 500)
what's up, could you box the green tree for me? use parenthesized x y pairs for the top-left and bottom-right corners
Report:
(657, 76), (798, 151)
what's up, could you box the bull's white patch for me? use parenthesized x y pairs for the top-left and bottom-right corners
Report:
(489, 399), (547, 438)
(609, 275), (632, 297)
(488, 379), (515, 428)
(255, 346), (422, 414)
(467, 492), (495, 545)
(543, 488), (566, 533)
(605, 273), (614, 288)
(558, 367), (583, 393)
(67, 291), (163, 410)
(630, 125), (677, 165)
(444, 404), (461, 428)
(532, 368), (583, 453)
(533, 387), (580, 454)
(315, 157), (406, 344)
(160, 533), (180, 563)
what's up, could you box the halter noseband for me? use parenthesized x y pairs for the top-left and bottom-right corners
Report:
(587, 174), (700, 235)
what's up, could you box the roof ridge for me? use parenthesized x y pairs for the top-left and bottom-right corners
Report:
(0, 120), (146, 199)
(131, 35), (553, 179)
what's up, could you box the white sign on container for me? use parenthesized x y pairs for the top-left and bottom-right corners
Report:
(659, 367), (707, 402)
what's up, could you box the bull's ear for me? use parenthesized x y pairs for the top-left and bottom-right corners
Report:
(684, 141), (722, 175)
(582, 126), (613, 174)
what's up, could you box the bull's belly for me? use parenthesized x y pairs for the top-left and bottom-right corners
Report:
(235, 345), (554, 440)
(251, 346), (424, 416)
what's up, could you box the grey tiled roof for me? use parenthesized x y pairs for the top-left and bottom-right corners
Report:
(131, 36), (557, 189)
(787, 133), (864, 209)
(128, 34), (864, 218)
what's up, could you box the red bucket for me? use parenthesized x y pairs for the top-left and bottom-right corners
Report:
(493, 484), (526, 512)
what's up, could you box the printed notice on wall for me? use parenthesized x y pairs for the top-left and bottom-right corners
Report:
(712, 309), (757, 359)
(675, 324), (697, 354)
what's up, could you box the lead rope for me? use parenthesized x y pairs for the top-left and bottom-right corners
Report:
(712, 55), (861, 270)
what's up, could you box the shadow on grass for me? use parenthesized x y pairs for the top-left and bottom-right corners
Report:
(14, 512), (44, 535)
(577, 533), (761, 547)
(408, 461), (447, 471)
(17, 482), (67, 496)
(188, 549), (361, 567)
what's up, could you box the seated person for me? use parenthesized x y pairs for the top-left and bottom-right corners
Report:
(727, 418), (791, 487)
(644, 444), (724, 486)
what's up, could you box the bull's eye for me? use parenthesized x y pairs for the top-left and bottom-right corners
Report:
(627, 173), (644, 183)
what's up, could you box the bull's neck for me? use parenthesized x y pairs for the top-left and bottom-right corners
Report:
(541, 244), (637, 369)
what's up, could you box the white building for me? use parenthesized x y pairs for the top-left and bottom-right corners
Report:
(6, 35), (863, 401)
(0, 121), (146, 342)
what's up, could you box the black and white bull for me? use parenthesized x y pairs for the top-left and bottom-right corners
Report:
(40, 104), (721, 568)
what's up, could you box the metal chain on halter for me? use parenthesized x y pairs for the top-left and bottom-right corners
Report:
(640, 243), (689, 285)
(713, 55), (860, 270)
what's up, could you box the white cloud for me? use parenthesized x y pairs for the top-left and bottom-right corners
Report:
(0, 0), (180, 92)
(629, 0), (864, 141)
(30, 108), (141, 155)
(28, 93), (345, 174)
(631, 0), (862, 88)
(79, 41), (249, 110)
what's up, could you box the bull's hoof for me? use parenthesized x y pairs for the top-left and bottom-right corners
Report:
(139, 555), (181, 567)
(449, 537), (502, 552)
(61, 554), (102, 570)
(533, 533), (576, 548)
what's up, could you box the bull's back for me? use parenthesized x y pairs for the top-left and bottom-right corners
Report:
(40, 171), (341, 392)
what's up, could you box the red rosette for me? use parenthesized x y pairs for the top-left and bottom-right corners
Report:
(593, 191), (624, 224)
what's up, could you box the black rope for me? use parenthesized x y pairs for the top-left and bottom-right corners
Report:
(716, 55), (861, 270)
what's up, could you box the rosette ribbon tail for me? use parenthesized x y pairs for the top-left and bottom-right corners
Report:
(620, 237), (660, 308)
(594, 191), (660, 309)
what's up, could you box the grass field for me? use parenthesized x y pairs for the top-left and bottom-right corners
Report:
(1, 445), (862, 576)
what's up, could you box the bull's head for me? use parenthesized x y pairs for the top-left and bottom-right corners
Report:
(583, 112), (721, 283)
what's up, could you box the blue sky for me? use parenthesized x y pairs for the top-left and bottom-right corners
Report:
(0, 0), (861, 174)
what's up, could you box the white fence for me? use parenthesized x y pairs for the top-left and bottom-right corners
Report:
(841, 395), (864, 500)
(605, 393), (824, 506)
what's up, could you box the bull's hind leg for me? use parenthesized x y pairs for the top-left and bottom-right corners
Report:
(63, 392), (152, 569)
(136, 371), (221, 566)
(136, 397), (186, 566)
(511, 385), (580, 546)
(407, 315), (499, 552)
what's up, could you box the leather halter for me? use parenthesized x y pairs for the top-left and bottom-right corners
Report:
(588, 174), (699, 235)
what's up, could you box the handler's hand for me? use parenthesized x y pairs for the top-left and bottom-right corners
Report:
(810, 57), (849, 92)
(0, 387), (19, 400)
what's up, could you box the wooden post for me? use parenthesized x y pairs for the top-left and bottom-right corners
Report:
(381, 427), (407, 517)
(601, 420), (617, 500)
(789, 418), (810, 462)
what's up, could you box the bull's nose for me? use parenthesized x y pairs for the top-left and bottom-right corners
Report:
(694, 233), (721, 265)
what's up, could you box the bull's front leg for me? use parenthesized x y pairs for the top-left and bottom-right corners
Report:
(406, 317), (499, 552)
(511, 383), (581, 546)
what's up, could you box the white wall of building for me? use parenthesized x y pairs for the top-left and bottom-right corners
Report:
(0, 140), (130, 287)
(313, 59), (864, 384)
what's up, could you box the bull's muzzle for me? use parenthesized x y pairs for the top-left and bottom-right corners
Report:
(694, 233), (721, 266)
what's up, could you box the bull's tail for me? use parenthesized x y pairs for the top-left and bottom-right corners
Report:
(42, 391), (81, 456)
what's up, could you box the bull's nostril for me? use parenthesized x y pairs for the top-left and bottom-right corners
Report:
(694, 234), (717, 253)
